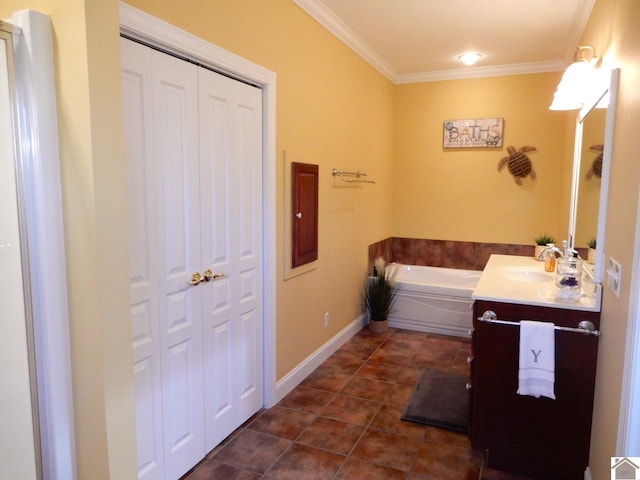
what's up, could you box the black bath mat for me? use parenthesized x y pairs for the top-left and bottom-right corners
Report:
(401, 369), (469, 433)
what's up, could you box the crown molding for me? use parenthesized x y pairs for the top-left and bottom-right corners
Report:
(395, 60), (566, 84)
(294, 0), (568, 84)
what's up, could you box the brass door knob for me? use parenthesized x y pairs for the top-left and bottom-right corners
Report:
(191, 269), (227, 285)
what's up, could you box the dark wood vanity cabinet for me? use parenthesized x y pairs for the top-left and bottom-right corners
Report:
(470, 300), (601, 480)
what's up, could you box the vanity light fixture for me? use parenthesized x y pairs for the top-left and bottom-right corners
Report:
(458, 52), (482, 66)
(549, 46), (598, 111)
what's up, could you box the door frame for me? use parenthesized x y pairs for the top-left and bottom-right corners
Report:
(618, 206), (640, 454)
(119, 2), (278, 407)
(8, 10), (76, 480)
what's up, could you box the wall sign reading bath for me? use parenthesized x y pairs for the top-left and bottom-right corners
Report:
(443, 117), (504, 148)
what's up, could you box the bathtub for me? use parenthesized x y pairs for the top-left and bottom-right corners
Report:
(385, 263), (482, 337)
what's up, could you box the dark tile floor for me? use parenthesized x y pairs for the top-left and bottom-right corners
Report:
(183, 327), (530, 480)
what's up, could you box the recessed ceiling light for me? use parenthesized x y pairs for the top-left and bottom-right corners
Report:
(458, 53), (482, 66)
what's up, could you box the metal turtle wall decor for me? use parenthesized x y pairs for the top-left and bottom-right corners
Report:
(498, 145), (537, 185)
(586, 144), (604, 180)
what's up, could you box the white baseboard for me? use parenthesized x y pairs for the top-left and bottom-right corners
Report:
(270, 314), (367, 406)
(584, 466), (591, 480)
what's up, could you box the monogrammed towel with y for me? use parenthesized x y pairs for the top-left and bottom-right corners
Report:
(517, 320), (556, 399)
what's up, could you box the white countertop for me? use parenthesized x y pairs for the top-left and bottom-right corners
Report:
(472, 254), (602, 312)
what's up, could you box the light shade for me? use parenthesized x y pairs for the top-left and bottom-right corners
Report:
(458, 53), (481, 66)
(549, 46), (597, 111)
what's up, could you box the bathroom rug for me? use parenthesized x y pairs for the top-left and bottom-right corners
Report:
(401, 368), (468, 433)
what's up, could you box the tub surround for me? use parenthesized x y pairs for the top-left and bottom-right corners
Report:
(472, 254), (601, 312)
(368, 237), (535, 272)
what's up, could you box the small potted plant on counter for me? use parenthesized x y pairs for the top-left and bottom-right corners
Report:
(534, 233), (555, 260)
(587, 238), (597, 264)
(363, 257), (397, 334)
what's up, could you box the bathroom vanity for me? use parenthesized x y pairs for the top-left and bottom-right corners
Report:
(470, 254), (601, 480)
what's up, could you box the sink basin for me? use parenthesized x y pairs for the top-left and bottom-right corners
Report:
(498, 266), (553, 283)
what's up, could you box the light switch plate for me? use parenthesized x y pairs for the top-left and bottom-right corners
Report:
(606, 257), (622, 297)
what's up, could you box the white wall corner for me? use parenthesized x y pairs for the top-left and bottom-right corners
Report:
(10, 9), (77, 480)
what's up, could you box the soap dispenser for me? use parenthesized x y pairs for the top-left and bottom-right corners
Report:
(555, 250), (583, 302)
(543, 243), (556, 272)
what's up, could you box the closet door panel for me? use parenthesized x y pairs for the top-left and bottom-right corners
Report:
(198, 66), (232, 320)
(238, 310), (259, 404)
(199, 73), (232, 333)
(234, 85), (263, 420)
(121, 38), (164, 480)
(237, 102), (260, 261)
(199, 69), (263, 449)
(198, 69), (236, 449)
(200, 89), (230, 269)
(208, 321), (233, 424)
(151, 49), (204, 480)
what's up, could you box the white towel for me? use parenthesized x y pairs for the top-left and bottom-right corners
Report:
(517, 320), (556, 400)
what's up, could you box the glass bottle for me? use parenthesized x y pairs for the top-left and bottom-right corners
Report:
(555, 252), (583, 302)
(544, 243), (556, 272)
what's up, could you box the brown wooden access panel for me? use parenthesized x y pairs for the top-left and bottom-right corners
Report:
(291, 162), (318, 268)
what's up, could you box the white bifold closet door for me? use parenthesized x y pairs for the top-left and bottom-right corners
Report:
(121, 37), (263, 480)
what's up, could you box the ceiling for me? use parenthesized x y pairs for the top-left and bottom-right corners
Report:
(293, 0), (595, 84)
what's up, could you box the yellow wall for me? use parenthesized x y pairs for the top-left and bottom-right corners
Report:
(578, 0), (640, 478)
(393, 73), (574, 244)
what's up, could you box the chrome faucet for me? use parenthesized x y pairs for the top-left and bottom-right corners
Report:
(537, 245), (563, 260)
(538, 239), (580, 260)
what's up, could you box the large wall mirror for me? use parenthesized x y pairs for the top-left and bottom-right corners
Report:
(569, 68), (620, 283)
(574, 107), (606, 252)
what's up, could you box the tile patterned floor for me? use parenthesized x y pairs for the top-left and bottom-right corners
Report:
(183, 327), (531, 480)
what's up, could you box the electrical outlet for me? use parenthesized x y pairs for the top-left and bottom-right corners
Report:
(606, 257), (622, 297)
(324, 312), (330, 328)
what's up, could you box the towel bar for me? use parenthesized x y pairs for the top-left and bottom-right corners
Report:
(477, 310), (601, 337)
(331, 168), (376, 184)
